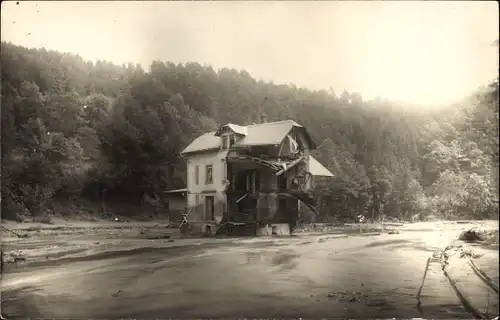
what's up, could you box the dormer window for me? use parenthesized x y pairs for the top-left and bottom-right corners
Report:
(215, 123), (247, 149)
(222, 134), (236, 150)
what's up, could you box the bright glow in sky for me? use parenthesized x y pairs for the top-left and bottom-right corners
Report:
(1, 1), (498, 106)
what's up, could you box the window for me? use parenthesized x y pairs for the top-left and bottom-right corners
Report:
(246, 172), (251, 191)
(195, 165), (199, 185)
(245, 170), (257, 194)
(222, 136), (229, 149)
(222, 135), (235, 150)
(295, 134), (304, 151)
(205, 165), (213, 184)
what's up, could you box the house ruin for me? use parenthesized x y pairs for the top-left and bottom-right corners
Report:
(177, 118), (333, 236)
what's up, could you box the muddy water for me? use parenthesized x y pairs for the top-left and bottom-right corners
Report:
(2, 231), (477, 318)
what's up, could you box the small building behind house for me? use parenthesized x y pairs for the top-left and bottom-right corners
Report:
(163, 188), (187, 226)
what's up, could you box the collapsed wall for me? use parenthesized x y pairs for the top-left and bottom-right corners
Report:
(183, 151), (320, 237)
(218, 157), (317, 236)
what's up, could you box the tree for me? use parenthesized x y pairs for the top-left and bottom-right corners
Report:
(1, 41), (497, 222)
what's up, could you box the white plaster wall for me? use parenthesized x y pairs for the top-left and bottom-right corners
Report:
(186, 149), (228, 221)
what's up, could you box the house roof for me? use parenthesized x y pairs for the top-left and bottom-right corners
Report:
(181, 120), (316, 155)
(215, 123), (247, 136)
(180, 131), (221, 154)
(308, 155), (334, 177)
(234, 120), (301, 147)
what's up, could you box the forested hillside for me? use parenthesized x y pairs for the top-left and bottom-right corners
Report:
(1, 42), (498, 222)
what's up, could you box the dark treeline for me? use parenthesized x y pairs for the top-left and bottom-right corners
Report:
(1, 42), (498, 222)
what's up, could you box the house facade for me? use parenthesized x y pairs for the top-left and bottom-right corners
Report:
(180, 119), (333, 236)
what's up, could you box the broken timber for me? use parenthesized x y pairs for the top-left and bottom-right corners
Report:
(222, 152), (323, 236)
(236, 192), (249, 203)
(227, 155), (281, 171)
(179, 208), (192, 229)
(275, 156), (305, 176)
(278, 191), (319, 216)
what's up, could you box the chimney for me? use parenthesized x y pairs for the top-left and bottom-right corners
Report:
(257, 97), (268, 124)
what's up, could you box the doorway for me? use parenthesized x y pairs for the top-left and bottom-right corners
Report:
(205, 196), (215, 221)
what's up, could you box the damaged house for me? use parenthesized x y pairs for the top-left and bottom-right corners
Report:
(179, 118), (333, 236)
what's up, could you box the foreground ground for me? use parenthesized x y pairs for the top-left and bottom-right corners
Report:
(1, 221), (498, 318)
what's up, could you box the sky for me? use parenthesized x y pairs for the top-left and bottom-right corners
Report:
(2, 1), (499, 106)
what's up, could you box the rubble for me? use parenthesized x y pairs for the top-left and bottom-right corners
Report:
(4, 250), (27, 264)
(458, 228), (498, 244)
(220, 152), (322, 236)
(327, 291), (369, 304)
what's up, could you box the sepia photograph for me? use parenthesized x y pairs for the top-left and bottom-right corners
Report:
(1, 1), (499, 318)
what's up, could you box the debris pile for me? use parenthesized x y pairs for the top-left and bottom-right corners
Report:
(459, 248), (483, 259)
(387, 230), (400, 235)
(0, 225), (29, 238)
(482, 230), (499, 246)
(327, 291), (369, 304)
(458, 228), (498, 248)
(3, 250), (27, 264)
(294, 223), (341, 233)
(458, 228), (487, 243)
